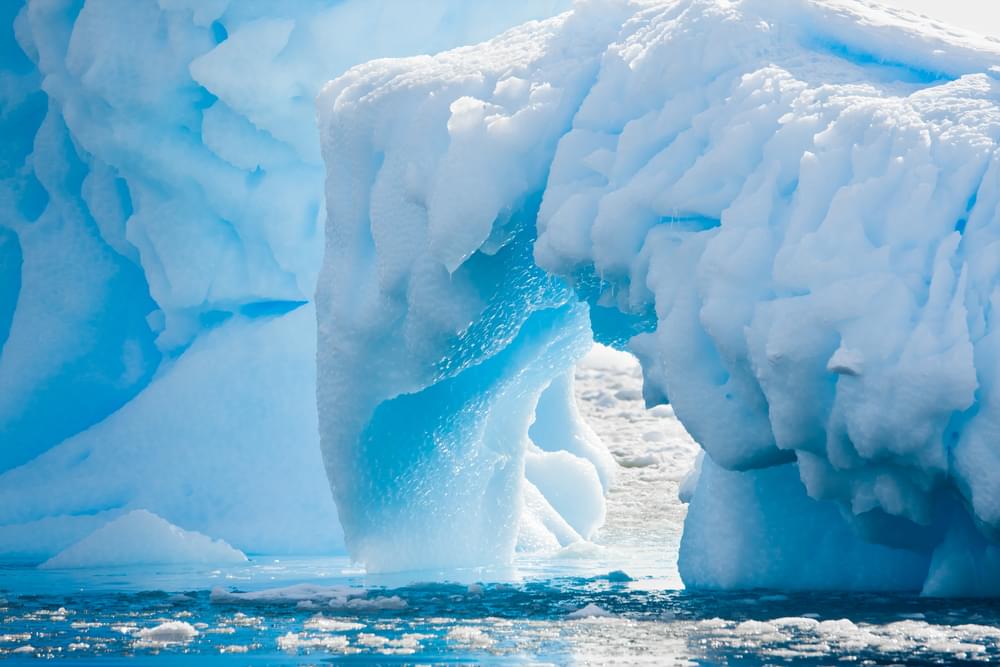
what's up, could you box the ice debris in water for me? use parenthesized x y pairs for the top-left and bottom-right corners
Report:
(211, 584), (406, 611)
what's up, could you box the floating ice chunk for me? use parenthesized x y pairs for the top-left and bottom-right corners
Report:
(134, 621), (198, 647)
(567, 603), (614, 619)
(446, 626), (493, 647)
(39, 510), (246, 569)
(211, 583), (405, 611)
(303, 616), (365, 632)
(578, 344), (641, 374)
(332, 596), (407, 611)
(618, 453), (659, 468)
(217, 645), (249, 654)
(211, 584), (356, 606)
(277, 632), (349, 652)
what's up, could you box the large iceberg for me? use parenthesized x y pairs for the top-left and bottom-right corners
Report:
(0, 0), (572, 560)
(7, 0), (1000, 595)
(316, 0), (1000, 593)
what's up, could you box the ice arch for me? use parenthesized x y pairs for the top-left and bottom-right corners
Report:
(0, 0), (572, 560)
(317, 0), (1000, 594)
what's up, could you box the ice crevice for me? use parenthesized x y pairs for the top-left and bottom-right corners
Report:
(315, 0), (1000, 594)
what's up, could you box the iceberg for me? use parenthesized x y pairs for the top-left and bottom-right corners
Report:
(316, 0), (1000, 592)
(0, 0), (571, 560)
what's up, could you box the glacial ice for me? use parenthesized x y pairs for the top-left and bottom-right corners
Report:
(0, 0), (571, 560)
(316, 0), (1000, 593)
(7, 0), (1000, 596)
(40, 510), (246, 569)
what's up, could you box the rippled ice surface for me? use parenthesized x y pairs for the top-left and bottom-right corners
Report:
(3, 349), (999, 663)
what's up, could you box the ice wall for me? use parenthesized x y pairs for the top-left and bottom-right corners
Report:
(316, 7), (629, 570)
(317, 0), (1000, 592)
(0, 0), (572, 560)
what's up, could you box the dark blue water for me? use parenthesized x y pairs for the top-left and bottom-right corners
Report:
(2, 557), (999, 664)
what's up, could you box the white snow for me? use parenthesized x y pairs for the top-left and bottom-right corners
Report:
(316, 0), (1000, 592)
(446, 626), (493, 647)
(303, 616), (365, 632)
(573, 345), (699, 584)
(133, 621), (199, 648)
(567, 603), (615, 619)
(277, 631), (349, 652)
(40, 510), (246, 569)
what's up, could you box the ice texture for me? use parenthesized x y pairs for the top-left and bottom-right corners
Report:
(316, 0), (1000, 592)
(133, 621), (199, 648)
(40, 510), (247, 569)
(0, 306), (337, 559)
(0, 0), (571, 560)
(315, 7), (629, 570)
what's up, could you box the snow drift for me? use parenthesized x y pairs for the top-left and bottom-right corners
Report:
(316, 0), (1000, 593)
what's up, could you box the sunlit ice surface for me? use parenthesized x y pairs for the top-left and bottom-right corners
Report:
(8, 0), (1000, 657)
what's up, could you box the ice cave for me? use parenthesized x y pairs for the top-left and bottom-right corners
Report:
(5, 0), (1000, 660)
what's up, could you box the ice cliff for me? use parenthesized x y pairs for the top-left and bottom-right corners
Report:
(0, 0), (571, 560)
(6, 0), (1000, 595)
(316, 0), (1000, 594)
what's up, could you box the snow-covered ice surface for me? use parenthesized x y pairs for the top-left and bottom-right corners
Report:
(316, 0), (1000, 594)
